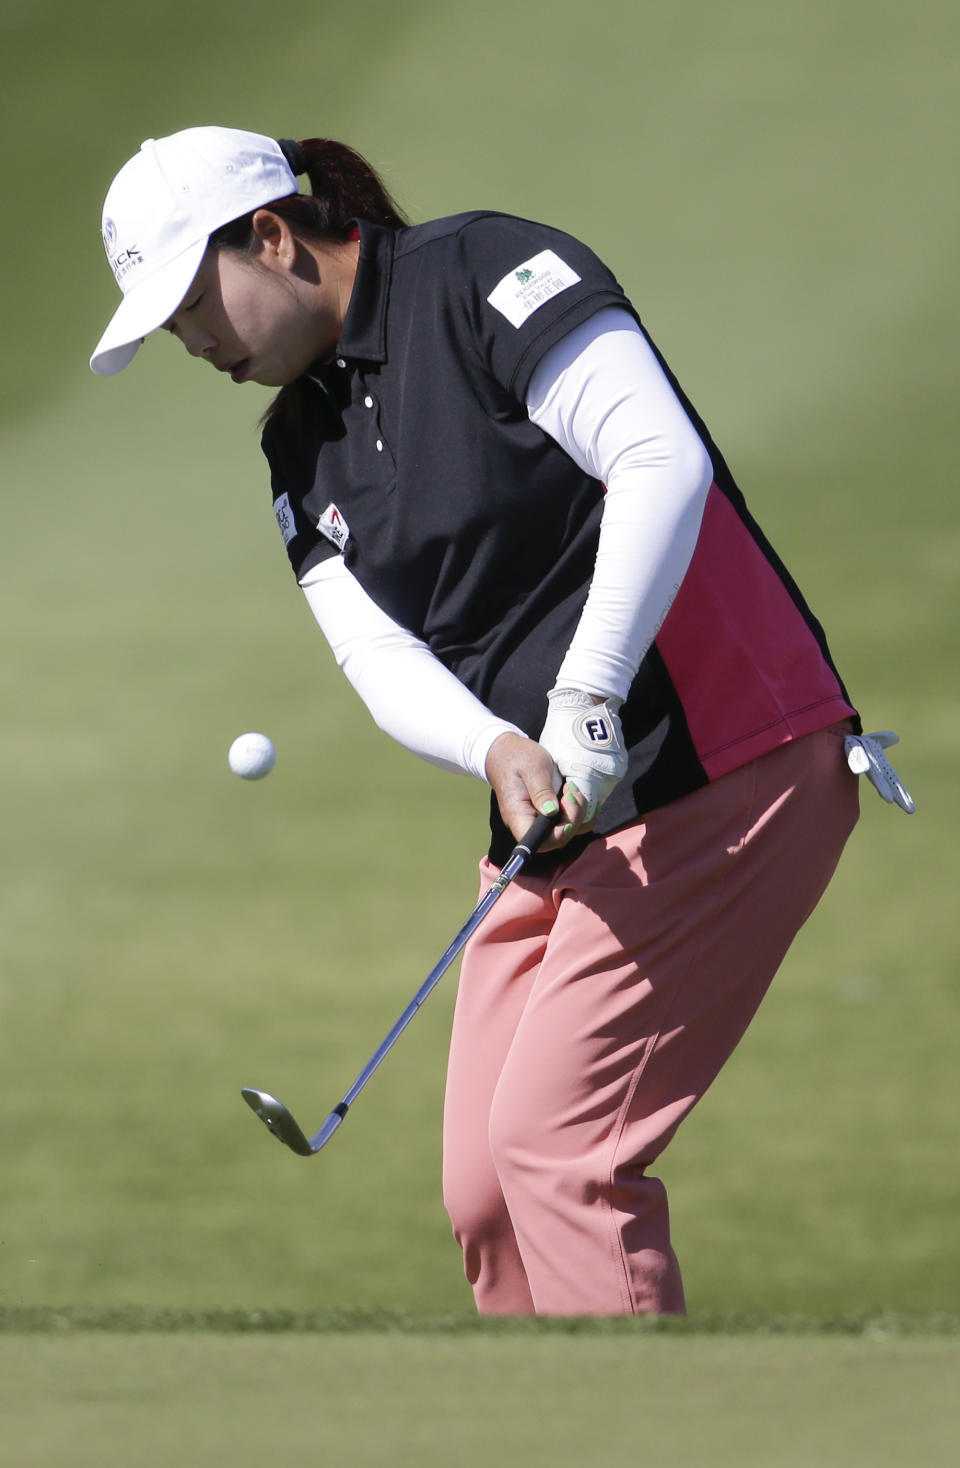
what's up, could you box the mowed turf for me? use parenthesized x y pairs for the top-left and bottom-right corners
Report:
(1, 1321), (960, 1468)
(1, 0), (957, 1382)
(2, 1322), (959, 1468)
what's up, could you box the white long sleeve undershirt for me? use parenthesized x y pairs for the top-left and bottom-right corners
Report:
(300, 306), (713, 781)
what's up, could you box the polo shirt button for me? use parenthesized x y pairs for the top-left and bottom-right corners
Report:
(376, 439), (384, 452)
(364, 396), (374, 408)
(336, 357), (347, 368)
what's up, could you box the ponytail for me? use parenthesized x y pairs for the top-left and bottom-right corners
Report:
(291, 138), (407, 231)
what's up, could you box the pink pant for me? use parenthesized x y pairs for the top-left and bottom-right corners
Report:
(442, 724), (859, 1315)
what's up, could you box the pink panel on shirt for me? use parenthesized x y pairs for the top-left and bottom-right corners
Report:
(656, 484), (855, 779)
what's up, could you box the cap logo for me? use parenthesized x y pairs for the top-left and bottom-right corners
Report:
(102, 218), (118, 258)
(109, 242), (145, 286)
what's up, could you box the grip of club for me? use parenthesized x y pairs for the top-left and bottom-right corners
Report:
(516, 809), (557, 857)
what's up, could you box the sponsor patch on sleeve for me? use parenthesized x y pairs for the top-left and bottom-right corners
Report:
(486, 250), (582, 328)
(274, 491), (297, 545)
(318, 502), (350, 551)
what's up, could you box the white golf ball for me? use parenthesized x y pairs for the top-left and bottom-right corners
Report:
(228, 732), (276, 780)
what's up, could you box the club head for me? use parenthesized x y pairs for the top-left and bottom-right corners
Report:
(241, 1087), (317, 1156)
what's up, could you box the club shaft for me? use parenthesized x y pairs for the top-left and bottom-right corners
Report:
(305, 811), (554, 1150)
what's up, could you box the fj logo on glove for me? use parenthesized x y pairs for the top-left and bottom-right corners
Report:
(578, 714), (613, 747)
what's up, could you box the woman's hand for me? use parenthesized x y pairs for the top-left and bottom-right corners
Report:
(485, 732), (595, 851)
(538, 688), (628, 822)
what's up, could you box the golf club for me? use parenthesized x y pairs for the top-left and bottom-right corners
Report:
(241, 809), (556, 1156)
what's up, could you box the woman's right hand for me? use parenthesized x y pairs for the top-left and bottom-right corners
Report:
(484, 732), (593, 851)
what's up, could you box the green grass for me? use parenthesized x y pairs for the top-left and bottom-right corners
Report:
(2, 1327), (958, 1468)
(0, 0), (957, 1425)
(2, 1306), (958, 1335)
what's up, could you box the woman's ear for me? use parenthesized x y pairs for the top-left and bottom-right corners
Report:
(249, 208), (297, 268)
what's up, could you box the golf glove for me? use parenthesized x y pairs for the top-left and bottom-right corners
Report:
(539, 688), (628, 822)
(844, 730), (915, 813)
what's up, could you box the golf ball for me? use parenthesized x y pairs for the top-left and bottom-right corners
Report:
(228, 731), (276, 780)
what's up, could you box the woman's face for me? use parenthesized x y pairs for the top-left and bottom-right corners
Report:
(162, 217), (354, 386)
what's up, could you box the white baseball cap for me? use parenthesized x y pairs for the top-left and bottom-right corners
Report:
(89, 126), (298, 376)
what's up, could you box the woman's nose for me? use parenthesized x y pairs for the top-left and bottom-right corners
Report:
(182, 327), (217, 359)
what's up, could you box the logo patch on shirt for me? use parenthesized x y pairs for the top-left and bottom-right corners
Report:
(274, 492), (297, 545)
(318, 502), (350, 551)
(487, 250), (582, 328)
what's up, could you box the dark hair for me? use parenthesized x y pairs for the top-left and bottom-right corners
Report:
(208, 138), (406, 432)
(209, 137), (407, 252)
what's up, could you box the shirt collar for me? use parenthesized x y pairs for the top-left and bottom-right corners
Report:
(334, 219), (396, 365)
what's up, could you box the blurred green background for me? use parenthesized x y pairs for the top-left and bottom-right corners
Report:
(1, 0), (957, 1330)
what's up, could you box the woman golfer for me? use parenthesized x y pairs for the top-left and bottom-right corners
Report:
(91, 127), (912, 1315)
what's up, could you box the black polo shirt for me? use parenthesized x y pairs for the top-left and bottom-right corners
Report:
(263, 212), (707, 864)
(267, 211), (829, 867)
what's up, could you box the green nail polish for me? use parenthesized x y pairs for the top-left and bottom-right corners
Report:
(543, 800), (559, 816)
(563, 823), (574, 838)
(567, 781), (580, 795)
